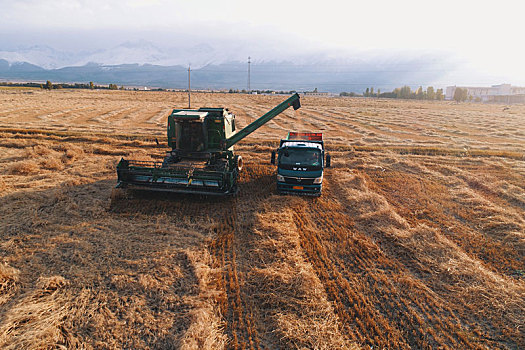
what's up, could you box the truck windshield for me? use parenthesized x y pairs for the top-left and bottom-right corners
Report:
(279, 148), (322, 169)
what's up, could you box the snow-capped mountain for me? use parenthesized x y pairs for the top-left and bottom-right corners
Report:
(0, 40), (251, 68)
(74, 40), (170, 67)
(0, 45), (84, 69)
(0, 40), (461, 92)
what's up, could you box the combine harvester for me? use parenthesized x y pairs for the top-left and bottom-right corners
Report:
(116, 93), (301, 195)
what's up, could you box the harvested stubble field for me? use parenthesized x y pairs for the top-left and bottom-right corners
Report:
(0, 89), (524, 349)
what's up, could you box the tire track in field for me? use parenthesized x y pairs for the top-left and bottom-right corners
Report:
(290, 197), (412, 349)
(0, 107), (36, 119)
(304, 108), (369, 140)
(111, 104), (167, 126)
(53, 106), (101, 125)
(333, 166), (523, 348)
(325, 108), (437, 145)
(208, 161), (356, 349)
(72, 106), (121, 125)
(106, 106), (144, 125)
(233, 104), (296, 132)
(145, 106), (172, 125)
(363, 164), (525, 278)
(208, 164), (274, 349)
(230, 104), (289, 142)
(288, 170), (498, 349)
(89, 106), (137, 124)
(30, 107), (82, 123)
(292, 108), (330, 131)
(233, 105), (266, 127)
(208, 209), (261, 350)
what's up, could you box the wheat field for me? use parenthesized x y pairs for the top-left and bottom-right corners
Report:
(1, 89), (524, 349)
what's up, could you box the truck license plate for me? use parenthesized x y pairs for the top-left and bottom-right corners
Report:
(293, 186), (303, 190)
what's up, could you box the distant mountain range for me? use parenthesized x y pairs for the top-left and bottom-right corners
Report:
(0, 41), (238, 69)
(0, 41), (455, 92)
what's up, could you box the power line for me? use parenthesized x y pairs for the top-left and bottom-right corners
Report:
(247, 56), (251, 92)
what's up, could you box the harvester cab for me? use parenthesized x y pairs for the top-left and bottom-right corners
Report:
(167, 108), (236, 157)
(116, 93), (301, 195)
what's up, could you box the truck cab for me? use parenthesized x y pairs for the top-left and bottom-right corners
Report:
(271, 132), (331, 196)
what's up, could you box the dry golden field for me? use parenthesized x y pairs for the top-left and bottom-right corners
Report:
(0, 89), (524, 349)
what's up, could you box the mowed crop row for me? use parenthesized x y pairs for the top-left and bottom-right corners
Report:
(0, 90), (524, 348)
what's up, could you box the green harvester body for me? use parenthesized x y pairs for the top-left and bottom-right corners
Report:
(116, 93), (301, 195)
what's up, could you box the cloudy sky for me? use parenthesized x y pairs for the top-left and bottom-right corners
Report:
(1, 0), (524, 86)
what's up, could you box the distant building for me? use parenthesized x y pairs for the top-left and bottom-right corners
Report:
(445, 84), (525, 103)
(303, 92), (333, 97)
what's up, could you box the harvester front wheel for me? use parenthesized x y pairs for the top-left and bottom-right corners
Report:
(235, 155), (243, 172)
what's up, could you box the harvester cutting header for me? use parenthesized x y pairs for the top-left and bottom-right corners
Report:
(116, 93), (301, 195)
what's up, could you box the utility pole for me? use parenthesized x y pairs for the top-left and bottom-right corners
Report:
(247, 56), (251, 93)
(188, 65), (191, 108)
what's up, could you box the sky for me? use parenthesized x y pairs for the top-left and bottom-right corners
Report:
(0, 0), (524, 86)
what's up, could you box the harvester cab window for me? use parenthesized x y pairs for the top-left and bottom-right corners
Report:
(178, 122), (205, 152)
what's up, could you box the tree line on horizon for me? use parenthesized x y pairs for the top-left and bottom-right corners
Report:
(3, 81), (469, 102)
(341, 86), (445, 100)
(0, 81), (128, 90)
(1, 81), (114, 90)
